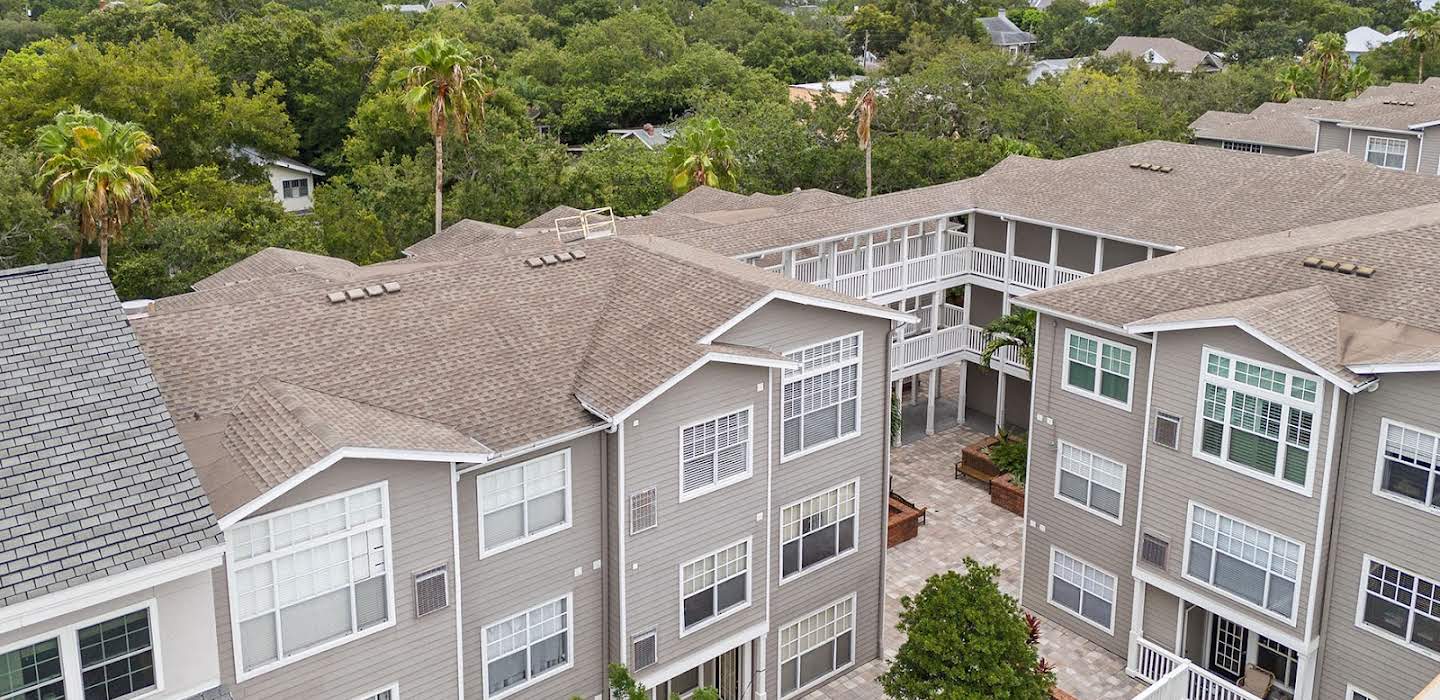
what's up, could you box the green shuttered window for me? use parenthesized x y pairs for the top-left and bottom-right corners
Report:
(1196, 350), (1320, 491)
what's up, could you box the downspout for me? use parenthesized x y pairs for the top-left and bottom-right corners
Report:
(878, 323), (897, 655)
(758, 366), (776, 700)
(450, 461), (465, 699)
(616, 422), (629, 666)
(600, 429), (613, 682)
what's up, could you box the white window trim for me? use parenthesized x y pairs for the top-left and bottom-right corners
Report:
(480, 592), (575, 700)
(0, 599), (164, 700)
(477, 449), (573, 559)
(1182, 500), (1304, 624)
(778, 593), (857, 698)
(1346, 685), (1378, 700)
(1060, 328), (1135, 412)
(1354, 555), (1440, 662)
(1366, 135), (1408, 170)
(227, 481), (397, 683)
(1371, 417), (1440, 517)
(1190, 346), (1321, 496)
(1046, 547), (1117, 634)
(776, 479), (861, 586)
(629, 486), (659, 536)
(1221, 141), (1263, 154)
(779, 332), (864, 463)
(676, 404), (755, 502)
(677, 537), (753, 637)
(1052, 440), (1126, 525)
(351, 684), (400, 700)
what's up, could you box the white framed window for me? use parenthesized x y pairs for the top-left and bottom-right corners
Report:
(780, 480), (859, 580)
(781, 334), (862, 460)
(1062, 329), (1134, 410)
(352, 685), (399, 700)
(482, 594), (572, 699)
(778, 594), (855, 697)
(630, 487), (658, 534)
(679, 407), (752, 498)
(1194, 348), (1320, 493)
(1221, 141), (1262, 154)
(0, 600), (162, 700)
(478, 450), (571, 556)
(680, 539), (750, 633)
(1374, 419), (1440, 514)
(1054, 441), (1125, 523)
(1048, 548), (1116, 632)
(228, 483), (393, 680)
(281, 178), (310, 199)
(1366, 135), (1408, 170)
(1348, 686), (1378, 700)
(1185, 503), (1303, 621)
(1357, 556), (1440, 660)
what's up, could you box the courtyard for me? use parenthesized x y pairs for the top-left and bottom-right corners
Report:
(808, 420), (1146, 700)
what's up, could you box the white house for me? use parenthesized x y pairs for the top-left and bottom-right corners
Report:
(235, 147), (325, 213)
(1345, 26), (1405, 63)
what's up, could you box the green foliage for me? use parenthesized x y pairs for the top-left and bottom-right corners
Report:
(0, 141), (70, 269)
(312, 153), (432, 260)
(880, 559), (1054, 700)
(978, 308), (1036, 374)
(567, 137), (671, 215)
(599, 663), (722, 700)
(989, 433), (1028, 484)
(666, 116), (741, 193)
(1275, 32), (1372, 100)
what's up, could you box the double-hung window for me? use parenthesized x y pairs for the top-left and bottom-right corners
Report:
(781, 481), (858, 579)
(281, 178), (309, 199)
(1366, 136), (1408, 170)
(0, 605), (159, 700)
(1221, 141), (1262, 154)
(1063, 330), (1134, 410)
(1048, 549), (1116, 631)
(0, 637), (64, 699)
(680, 408), (751, 497)
(483, 594), (572, 698)
(1375, 420), (1440, 512)
(479, 451), (570, 554)
(1186, 503), (1302, 619)
(1360, 557), (1440, 658)
(680, 540), (749, 631)
(1195, 349), (1320, 490)
(228, 483), (391, 677)
(782, 334), (861, 458)
(1055, 442), (1125, 522)
(778, 595), (854, 696)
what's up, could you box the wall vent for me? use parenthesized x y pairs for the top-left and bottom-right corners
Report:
(1140, 533), (1169, 568)
(415, 565), (449, 618)
(630, 487), (658, 535)
(1152, 412), (1181, 450)
(632, 631), (658, 670)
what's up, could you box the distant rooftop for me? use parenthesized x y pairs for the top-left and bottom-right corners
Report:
(980, 10), (1035, 47)
(1100, 36), (1222, 73)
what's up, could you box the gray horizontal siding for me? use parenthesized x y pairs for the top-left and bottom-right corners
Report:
(1022, 314), (1150, 657)
(1140, 584), (1180, 650)
(1345, 128), (1423, 173)
(1317, 122), (1346, 152)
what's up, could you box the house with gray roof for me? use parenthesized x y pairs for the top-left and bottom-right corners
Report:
(1101, 36), (1223, 73)
(1191, 99), (1340, 155)
(132, 218), (912, 699)
(980, 9), (1035, 54)
(0, 258), (226, 700)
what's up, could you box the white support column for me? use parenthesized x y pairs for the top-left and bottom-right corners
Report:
(1146, 246), (1155, 261)
(752, 633), (768, 700)
(782, 248), (795, 278)
(962, 284), (972, 326)
(1093, 237), (1104, 274)
(926, 367), (938, 435)
(1127, 578), (1146, 674)
(1293, 644), (1319, 700)
(825, 240), (838, 282)
(930, 291), (941, 332)
(956, 361), (968, 424)
(900, 227), (910, 288)
(865, 233), (875, 298)
(1003, 219), (1016, 300)
(995, 372), (1007, 432)
(1047, 227), (1059, 287)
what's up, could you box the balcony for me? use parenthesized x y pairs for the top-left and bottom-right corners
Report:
(889, 303), (1026, 375)
(1132, 638), (1257, 700)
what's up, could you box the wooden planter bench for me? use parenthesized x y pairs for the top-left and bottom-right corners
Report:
(888, 493), (926, 547)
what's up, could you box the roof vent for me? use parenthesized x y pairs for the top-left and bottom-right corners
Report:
(1383, 99), (1417, 106)
(345, 288), (366, 300)
(523, 248), (588, 269)
(1302, 257), (1376, 278)
(1129, 162), (1172, 173)
(554, 207), (616, 243)
(325, 281), (402, 303)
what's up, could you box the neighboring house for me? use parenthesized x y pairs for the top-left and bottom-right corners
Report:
(606, 124), (676, 150)
(788, 77), (864, 105)
(1015, 200), (1440, 700)
(1190, 99), (1340, 156)
(1027, 57), (1082, 84)
(131, 214), (912, 699)
(1346, 26), (1404, 63)
(1100, 36), (1224, 73)
(234, 147), (325, 213)
(0, 258), (226, 700)
(981, 9), (1036, 55)
(1030, 0), (1102, 8)
(383, 0), (465, 12)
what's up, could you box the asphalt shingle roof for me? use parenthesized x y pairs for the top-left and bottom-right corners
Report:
(1191, 100), (1339, 150)
(1101, 36), (1220, 72)
(0, 259), (221, 606)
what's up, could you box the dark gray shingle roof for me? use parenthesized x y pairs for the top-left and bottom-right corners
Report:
(0, 259), (222, 606)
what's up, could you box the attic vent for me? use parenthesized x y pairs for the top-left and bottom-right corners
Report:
(1383, 99), (1417, 106)
(1140, 533), (1169, 568)
(1302, 257), (1375, 277)
(415, 565), (449, 617)
(1153, 411), (1181, 450)
(524, 249), (587, 269)
(325, 281), (402, 303)
(632, 631), (658, 670)
(1128, 162), (1173, 173)
(554, 207), (616, 243)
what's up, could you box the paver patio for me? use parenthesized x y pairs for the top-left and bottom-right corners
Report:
(807, 420), (1146, 700)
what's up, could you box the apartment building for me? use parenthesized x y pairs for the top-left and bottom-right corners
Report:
(1015, 202), (1440, 700)
(127, 228), (911, 699)
(1191, 78), (1440, 172)
(0, 259), (226, 700)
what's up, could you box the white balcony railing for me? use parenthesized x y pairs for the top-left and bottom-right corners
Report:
(1131, 639), (1252, 700)
(1132, 638), (1184, 685)
(1053, 266), (1089, 285)
(970, 249), (1006, 282)
(1010, 258), (1049, 289)
(889, 323), (1028, 373)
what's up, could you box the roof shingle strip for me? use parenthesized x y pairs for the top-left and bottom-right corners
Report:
(0, 259), (222, 605)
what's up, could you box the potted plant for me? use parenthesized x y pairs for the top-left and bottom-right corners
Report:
(988, 433), (1027, 516)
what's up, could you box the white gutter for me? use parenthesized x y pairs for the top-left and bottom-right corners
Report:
(450, 461), (465, 698)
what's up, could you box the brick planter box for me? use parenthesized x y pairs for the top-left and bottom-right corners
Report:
(888, 494), (926, 547)
(989, 473), (1025, 516)
(957, 434), (1004, 482)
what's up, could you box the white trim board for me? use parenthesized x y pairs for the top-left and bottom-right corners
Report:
(634, 620), (767, 688)
(697, 290), (915, 345)
(604, 352), (801, 426)
(1123, 316), (1361, 393)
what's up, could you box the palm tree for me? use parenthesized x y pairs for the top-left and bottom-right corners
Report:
(402, 34), (490, 238)
(1406, 11), (1440, 81)
(978, 308), (1037, 376)
(1305, 32), (1352, 99)
(34, 108), (159, 266)
(665, 117), (741, 194)
(851, 87), (877, 197)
